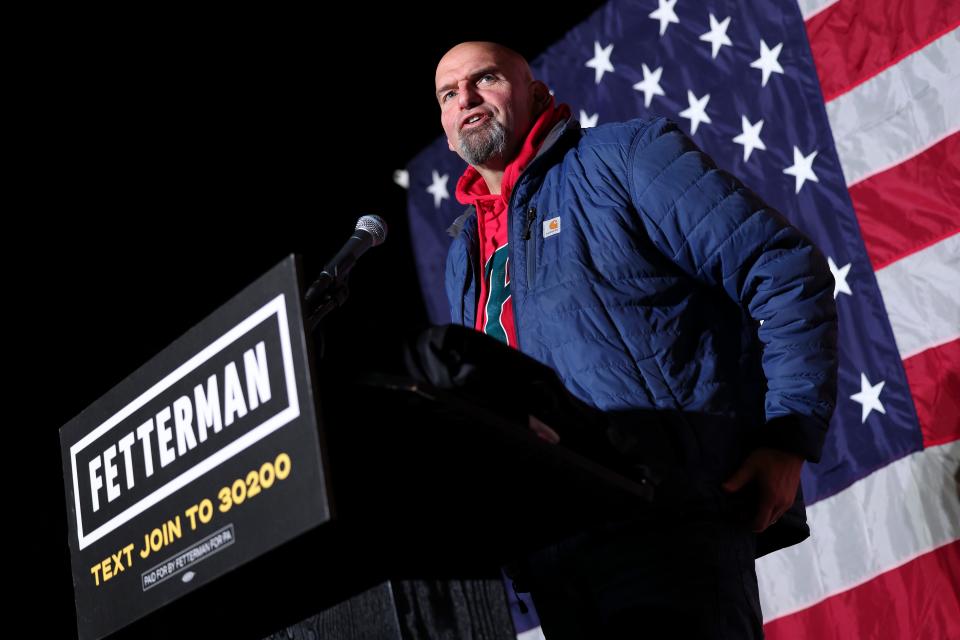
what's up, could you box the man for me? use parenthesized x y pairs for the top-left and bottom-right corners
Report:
(435, 41), (838, 638)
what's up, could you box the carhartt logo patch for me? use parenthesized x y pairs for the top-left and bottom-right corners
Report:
(543, 217), (561, 238)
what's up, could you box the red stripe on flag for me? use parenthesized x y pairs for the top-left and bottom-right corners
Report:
(764, 541), (960, 640)
(804, 0), (960, 102)
(848, 134), (960, 271)
(902, 339), (960, 447)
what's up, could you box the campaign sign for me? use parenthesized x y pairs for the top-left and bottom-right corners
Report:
(60, 255), (331, 640)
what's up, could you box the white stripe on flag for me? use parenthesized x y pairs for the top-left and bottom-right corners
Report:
(797, 0), (840, 20)
(757, 440), (960, 623)
(874, 233), (960, 360)
(517, 625), (547, 640)
(825, 28), (960, 187)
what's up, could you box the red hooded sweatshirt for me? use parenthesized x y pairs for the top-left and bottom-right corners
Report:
(454, 98), (571, 348)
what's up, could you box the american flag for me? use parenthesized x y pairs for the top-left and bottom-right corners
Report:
(404, 1), (959, 637)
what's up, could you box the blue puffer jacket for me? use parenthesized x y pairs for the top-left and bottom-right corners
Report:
(445, 116), (838, 480)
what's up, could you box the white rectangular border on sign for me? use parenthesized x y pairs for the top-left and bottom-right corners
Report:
(70, 294), (301, 550)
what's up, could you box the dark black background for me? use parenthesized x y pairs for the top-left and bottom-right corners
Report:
(31, 5), (610, 637)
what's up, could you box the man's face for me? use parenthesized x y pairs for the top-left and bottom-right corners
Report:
(435, 44), (537, 167)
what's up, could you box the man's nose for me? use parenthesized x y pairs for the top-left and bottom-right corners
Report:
(457, 81), (481, 109)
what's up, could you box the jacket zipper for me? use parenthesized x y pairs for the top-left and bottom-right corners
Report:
(521, 206), (537, 289)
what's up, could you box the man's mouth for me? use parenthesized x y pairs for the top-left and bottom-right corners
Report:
(461, 113), (489, 130)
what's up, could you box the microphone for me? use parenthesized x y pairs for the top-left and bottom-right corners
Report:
(304, 215), (388, 307)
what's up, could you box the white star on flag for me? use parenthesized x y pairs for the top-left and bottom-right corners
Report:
(649, 0), (680, 37)
(426, 170), (449, 209)
(679, 90), (712, 135)
(579, 110), (599, 128)
(585, 42), (615, 84)
(393, 170), (409, 189)
(699, 14), (733, 59)
(633, 63), (666, 108)
(750, 39), (785, 87)
(850, 373), (886, 423)
(783, 146), (819, 193)
(732, 115), (766, 162)
(828, 257), (853, 298)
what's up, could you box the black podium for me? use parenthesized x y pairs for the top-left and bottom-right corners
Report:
(60, 256), (654, 640)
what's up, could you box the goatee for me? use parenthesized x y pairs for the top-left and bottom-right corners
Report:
(458, 117), (507, 166)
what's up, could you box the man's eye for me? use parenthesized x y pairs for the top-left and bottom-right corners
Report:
(442, 91), (455, 102)
(479, 74), (495, 83)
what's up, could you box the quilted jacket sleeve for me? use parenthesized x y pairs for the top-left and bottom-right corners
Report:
(625, 117), (838, 462)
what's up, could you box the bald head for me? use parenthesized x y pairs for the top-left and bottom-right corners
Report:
(434, 41), (549, 173)
(435, 41), (533, 89)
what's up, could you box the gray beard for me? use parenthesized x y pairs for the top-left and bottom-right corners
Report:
(458, 118), (507, 166)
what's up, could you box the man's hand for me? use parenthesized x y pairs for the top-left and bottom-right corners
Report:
(722, 448), (804, 532)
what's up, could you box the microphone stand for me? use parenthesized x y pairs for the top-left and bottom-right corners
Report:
(305, 281), (350, 333)
(304, 249), (360, 361)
